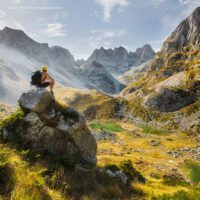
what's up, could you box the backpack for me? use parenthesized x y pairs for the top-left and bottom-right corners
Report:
(31, 71), (42, 86)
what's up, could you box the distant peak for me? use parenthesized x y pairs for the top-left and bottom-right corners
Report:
(136, 44), (155, 54)
(3, 27), (24, 33)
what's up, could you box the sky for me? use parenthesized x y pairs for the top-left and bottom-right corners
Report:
(0, 0), (199, 60)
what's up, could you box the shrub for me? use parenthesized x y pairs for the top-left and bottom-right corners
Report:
(119, 160), (146, 183)
(0, 109), (25, 129)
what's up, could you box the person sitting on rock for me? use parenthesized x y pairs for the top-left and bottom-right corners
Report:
(31, 65), (55, 97)
(40, 65), (55, 96)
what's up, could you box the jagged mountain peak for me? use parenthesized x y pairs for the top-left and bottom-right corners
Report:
(86, 44), (155, 75)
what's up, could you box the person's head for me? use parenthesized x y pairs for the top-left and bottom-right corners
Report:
(41, 65), (48, 72)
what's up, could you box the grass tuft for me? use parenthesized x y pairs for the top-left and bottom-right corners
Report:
(89, 122), (125, 132)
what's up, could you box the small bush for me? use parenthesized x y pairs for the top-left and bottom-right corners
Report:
(0, 109), (25, 129)
(119, 160), (145, 183)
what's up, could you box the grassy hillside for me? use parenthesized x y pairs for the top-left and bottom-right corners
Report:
(54, 86), (120, 120)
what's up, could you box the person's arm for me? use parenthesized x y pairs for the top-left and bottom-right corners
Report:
(46, 73), (55, 82)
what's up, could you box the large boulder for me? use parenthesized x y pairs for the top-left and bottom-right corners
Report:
(19, 90), (54, 113)
(6, 90), (97, 165)
(144, 87), (197, 112)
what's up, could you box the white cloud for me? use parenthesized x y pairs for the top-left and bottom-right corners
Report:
(95, 0), (129, 22)
(41, 23), (66, 38)
(84, 29), (127, 48)
(13, 0), (22, 4)
(91, 29), (127, 38)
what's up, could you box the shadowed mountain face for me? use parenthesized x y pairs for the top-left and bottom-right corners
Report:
(86, 44), (155, 76)
(83, 61), (125, 94)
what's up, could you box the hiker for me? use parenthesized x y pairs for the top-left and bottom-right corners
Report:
(31, 65), (55, 96)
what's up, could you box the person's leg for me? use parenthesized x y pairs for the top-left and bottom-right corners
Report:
(49, 80), (55, 92)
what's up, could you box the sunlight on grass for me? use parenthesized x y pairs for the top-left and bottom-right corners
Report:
(141, 126), (171, 136)
(89, 122), (125, 132)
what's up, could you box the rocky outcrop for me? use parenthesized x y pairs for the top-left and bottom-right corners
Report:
(144, 87), (197, 112)
(3, 90), (97, 165)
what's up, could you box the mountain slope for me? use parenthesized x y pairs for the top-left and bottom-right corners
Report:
(81, 61), (125, 94)
(120, 7), (200, 133)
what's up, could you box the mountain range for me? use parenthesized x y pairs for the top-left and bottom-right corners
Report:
(0, 27), (154, 103)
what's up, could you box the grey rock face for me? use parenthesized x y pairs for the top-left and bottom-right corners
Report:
(163, 7), (200, 50)
(10, 90), (97, 164)
(86, 45), (155, 75)
(144, 87), (197, 112)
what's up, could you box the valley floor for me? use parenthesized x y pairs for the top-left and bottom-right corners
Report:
(89, 119), (200, 199)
